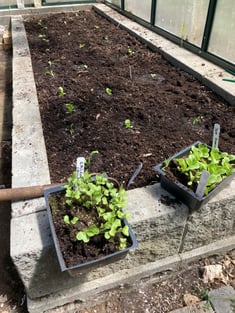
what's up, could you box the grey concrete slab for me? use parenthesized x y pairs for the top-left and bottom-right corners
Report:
(181, 197), (235, 252)
(11, 16), (51, 197)
(209, 286), (235, 313)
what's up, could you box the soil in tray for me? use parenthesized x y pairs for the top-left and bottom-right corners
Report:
(24, 10), (235, 189)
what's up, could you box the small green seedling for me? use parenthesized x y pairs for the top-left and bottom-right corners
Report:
(85, 150), (99, 169)
(105, 87), (112, 95)
(79, 43), (85, 49)
(94, 25), (100, 29)
(193, 116), (203, 125)
(65, 103), (75, 114)
(150, 73), (156, 79)
(64, 215), (79, 225)
(127, 47), (134, 55)
(48, 60), (53, 66)
(199, 288), (212, 310)
(104, 35), (109, 41)
(124, 119), (132, 129)
(69, 123), (74, 136)
(38, 34), (49, 43)
(67, 32), (71, 36)
(77, 64), (88, 71)
(37, 19), (47, 29)
(44, 70), (54, 77)
(37, 19), (43, 26)
(63, 20), (67, 25)
(58, 86), (66, 97)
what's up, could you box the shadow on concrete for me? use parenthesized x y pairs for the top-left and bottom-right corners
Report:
(0, 47), (27, 312)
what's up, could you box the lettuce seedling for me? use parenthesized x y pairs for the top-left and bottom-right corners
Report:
(172, 144), (235, 195)
(105, 87), (112, 95)
(64, 171), (130, 249)
(58, 86), (66, 97)
(65, 103), (74, 113)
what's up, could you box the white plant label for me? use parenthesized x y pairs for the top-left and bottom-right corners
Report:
(195, 170), (210, 198)
(76, 157), (85, 179)
(212, 123), (220, 149)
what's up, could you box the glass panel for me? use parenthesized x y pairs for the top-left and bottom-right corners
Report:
(208, 0), (235, 64)
(106, 0), (121, 7)
(125, 0), (152, 22)
(1, 0), (34, 6)
(155, 0), (209, 47)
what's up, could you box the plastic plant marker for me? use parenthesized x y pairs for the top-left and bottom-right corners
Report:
(76, 157), (85, 179)
(212, 123), (220, 149)
(195, 170), (210, 198)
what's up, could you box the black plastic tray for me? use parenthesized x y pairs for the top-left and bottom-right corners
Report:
(44, 185), (138, 277)
(154, 141), (235, 210)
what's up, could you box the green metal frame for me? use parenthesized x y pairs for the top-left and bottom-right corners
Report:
(104, 0), (235, 72)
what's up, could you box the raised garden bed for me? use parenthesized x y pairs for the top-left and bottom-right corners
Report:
(24, 9), (235, 189)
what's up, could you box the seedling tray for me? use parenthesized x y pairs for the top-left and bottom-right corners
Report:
(154, 141), (235, 210)
(44, 185), (138, 277)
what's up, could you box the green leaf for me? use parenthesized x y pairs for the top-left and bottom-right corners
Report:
(105, 87), (112, 95)
(109, 219), (121, 237)
(86, 225), (100, 237)
(122, 225), (129, 237)
(71, 217), (79, 224)
(76, 231), (90, 243)
(64, 215), (70, 224)
(104, 231), (111, 239)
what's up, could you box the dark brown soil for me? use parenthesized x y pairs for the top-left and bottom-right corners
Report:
(24, 10), (235, 190)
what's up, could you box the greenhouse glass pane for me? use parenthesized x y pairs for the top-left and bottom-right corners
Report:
(208, 0), (235, 64)
(155, 0), (209, 47)
(1, 0), (34, 6)
(106, 0), (121, 7)
(125, 0), (151, 22)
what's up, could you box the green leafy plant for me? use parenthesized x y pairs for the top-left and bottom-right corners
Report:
(79, 43), (85, 49)
(64, 215), (79, 225)
(150, 73), (156, 79)
(165, 143), (235, 195)
(38, 33), (49, 43)
(64, 171), (130, 250)
(69, 124), (74, 136)
(193, 116), (203, 125)
(44, 70), (54, 77)
(58, 86), (66, 97)
(105, 87), (112, 95)
(37, 19), (47, 29)
(199, 288), (212, 310)
(94, 25), (100, 29)
(65, 103), (75, 114)
(124, 119), (133, 129)
(127, 47), (134, 55)
(85, 150), (99, 169)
